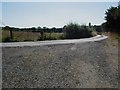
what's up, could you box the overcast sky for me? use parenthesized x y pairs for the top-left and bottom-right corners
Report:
(1, 2), (118, 28)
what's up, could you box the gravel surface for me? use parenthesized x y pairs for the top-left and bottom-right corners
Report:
(2, 37), (118, 88)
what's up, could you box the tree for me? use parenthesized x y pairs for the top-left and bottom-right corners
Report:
(4, 26), (13, 39)
(3, 26), (10, 30)
(31, 27), (36, 31)
(37, 26), (42, 31)
(89, 22), (91, 27)
(104, 5), (120, 32)
(36, 26), (42, 32)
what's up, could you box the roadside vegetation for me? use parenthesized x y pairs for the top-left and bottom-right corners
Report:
(102, 4), (119, 33)
(2, 30), (64, 42)
(2, 23), (98, 42)
(101, 4), (120, 41)
(2, 27), (64, 42)
(63, 23), (97, 39)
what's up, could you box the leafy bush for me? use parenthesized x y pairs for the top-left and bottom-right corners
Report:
(37, 33), (64, 41)
(59, 34), (64, 39)
(2, 37), (11, 42)
(2, 37), (19, 42)
(64, 23), (93, 39)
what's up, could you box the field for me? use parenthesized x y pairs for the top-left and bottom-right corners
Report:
(2, 30), (64, 42)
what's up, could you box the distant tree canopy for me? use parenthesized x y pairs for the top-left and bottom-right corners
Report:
(104, 5), (120, 32)
(2, 26), (63, 33)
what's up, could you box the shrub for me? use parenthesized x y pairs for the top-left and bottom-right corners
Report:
(64, 23), (93, 39)
(37, 33), (64, 41)
(59, 34), (64, 39)
(2, 37), (19, 42)
(2, 37), (11, 42)
(91, 30), (98, 36)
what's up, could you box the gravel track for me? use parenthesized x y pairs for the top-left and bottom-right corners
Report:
(2, 36), (118, 88)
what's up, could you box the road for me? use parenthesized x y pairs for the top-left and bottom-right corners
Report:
(2, 35), (118, 88)
(1, 35), (107, 47)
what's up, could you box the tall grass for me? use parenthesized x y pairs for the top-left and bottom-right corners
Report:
(2, 30), (64, 42)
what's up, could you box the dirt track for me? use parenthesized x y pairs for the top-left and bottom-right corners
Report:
(2, 37), (118, 88)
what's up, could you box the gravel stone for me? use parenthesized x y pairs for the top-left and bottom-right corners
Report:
(2, 38), (118, 88)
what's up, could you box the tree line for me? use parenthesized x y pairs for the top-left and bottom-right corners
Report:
(2, 26), (63, 33)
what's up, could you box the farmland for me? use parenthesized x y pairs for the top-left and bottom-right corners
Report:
(2, 30), (64, 42)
